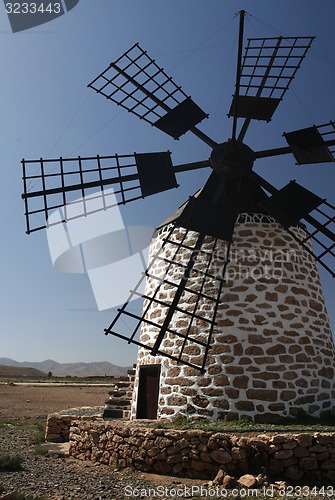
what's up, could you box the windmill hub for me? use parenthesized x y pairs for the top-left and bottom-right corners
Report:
(210, 140), (255, 177)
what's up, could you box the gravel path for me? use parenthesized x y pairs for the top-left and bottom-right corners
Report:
(0, 423), (205, 499)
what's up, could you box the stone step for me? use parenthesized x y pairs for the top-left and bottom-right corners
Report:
(112, 382), (132, 388)
(107, 407), (130, 413)
(102, 369), (135, 420)
(104, 399), (131, 407)
(103, 408), (124, 419)
(108, 390), (127, 397)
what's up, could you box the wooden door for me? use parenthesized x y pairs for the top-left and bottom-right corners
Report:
(136, 365), (161, 419)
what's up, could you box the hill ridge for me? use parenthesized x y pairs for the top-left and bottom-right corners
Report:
(0, 357), (130, 377)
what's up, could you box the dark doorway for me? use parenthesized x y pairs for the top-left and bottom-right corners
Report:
(136, 364), (161, 419)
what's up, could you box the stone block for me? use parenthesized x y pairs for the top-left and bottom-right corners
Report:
(274, 449), (294, 460)
(191, 459), (205, 471)
(309, 299), (323, 312)
(210, 345), (231, 355)
(299, 457), (318, 470)
(253, 380), (267, 389)
(231, 447), (247, 460)
(320, 459), (335, 470)
(166, 445), (180, 456)
(199, 451), (212, 463)
(202, 388), (224, 397)
(225, 388), (239, 399)
(238, 474), (258, 488)
(210, 449), (232, 465)
(282, 441), (297, 450)
(235, 401), (254, 412)
(246, 389), (277, 402)
(233, 376), (249, 389)
(233, 344), (244, 356)
(166, 453), (183, 466)
(316, 451), (330, 462)
(245, 346), (264, 356)
(295, 395), (315, 405)
(167, 395), (187, 406)
(246, 294), (257, 302)
(319, 367), (334, 379)
(147, 446), (161, 457)
(213, 399), (229, 410)
(268, 458), (284, 475)
(248, 334), (268, 344)
(183, 345), (201, 356)
(225, 366), (244, 374)
(314, 434), (332, 445)
(321, 470), (335, 482)
(208, 365), (223, 375)
(284, 465), (304, 481)
(192, 395), (209, 408)
(220, 356), (235, 364)
(254, 356), (278, 365)
(268, 403), (286, 412)
(293, 446), (309, 458)
(221, 294), (239, 302)
(308, 444), (328, 453)
(266, 345), (286, 355)
(239, 317), (249, 324)
(265, 292), (278, 301)
(226, 309), (243, 316)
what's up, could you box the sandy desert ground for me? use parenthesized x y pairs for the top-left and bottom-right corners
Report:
(0, 383), (109, 419)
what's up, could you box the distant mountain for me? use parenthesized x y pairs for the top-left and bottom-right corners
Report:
(0, 365), (47, 377)
(0, 358), (131, 377)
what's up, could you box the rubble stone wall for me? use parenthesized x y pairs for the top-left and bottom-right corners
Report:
(69, 420), (335, 483)
(132, 216), (335, 422)
(45, 409), (103, 442)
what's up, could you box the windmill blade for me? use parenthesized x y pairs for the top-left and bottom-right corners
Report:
(283, 121), (335, 164)
(22, 152), (177, 234)
(22, 153), (211, 234)
(227, 35), (314, 142)
(260, 180), (324, 229)
(250, 171), (335, 277)
(231, 10), (246, 140)
(254, 122), (335, 163)
(104, 223), (230, 373)
(88, 43), (217, 148)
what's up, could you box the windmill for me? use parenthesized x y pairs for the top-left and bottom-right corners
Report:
(22, 11), (335, 422)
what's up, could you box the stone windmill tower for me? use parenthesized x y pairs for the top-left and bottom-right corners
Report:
(22, 12), (335, 422)
(128, 214), (335, 423)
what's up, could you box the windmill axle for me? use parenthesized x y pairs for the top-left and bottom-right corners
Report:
(210, 140), (254, 177)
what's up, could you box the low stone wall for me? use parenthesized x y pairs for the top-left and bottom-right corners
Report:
(45, 407), (103, 442)
(69, 421), (335, 483)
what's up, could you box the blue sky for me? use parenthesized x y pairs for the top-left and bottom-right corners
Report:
(0, 0), (334, 366)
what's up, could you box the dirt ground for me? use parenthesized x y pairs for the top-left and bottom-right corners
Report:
(0, 383), (109, 419)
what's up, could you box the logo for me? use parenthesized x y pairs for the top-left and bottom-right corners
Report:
(46, 188), (153, 310)
(3, 0), (80, 33)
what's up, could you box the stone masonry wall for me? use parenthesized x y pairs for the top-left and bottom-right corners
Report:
(69, 420), (335, 483)
(132, 215), (335, 422)
(45, 409), (103, 442)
